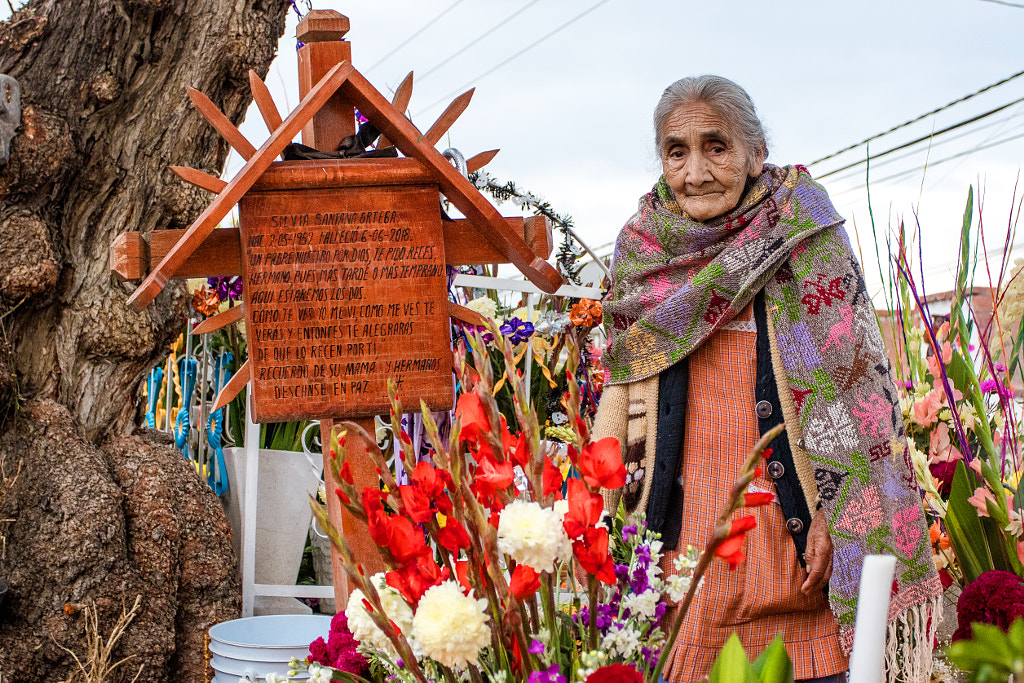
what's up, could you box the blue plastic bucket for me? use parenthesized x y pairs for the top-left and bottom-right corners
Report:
(208, 614), (331, 682)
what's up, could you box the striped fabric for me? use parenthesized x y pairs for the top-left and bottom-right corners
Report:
(661, 306), (847, 682)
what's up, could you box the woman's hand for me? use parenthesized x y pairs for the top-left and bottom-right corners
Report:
(800, 508), (833, 595)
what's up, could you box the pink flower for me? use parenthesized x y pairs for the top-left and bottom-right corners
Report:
(969, 457), (984, 477)
(926, 341), (954, 380)
(912, 391), (944, 427)
(967, 487), (996, 517)
(929, 423), (963, 464)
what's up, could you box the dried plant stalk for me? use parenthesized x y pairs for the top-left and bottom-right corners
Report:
(57, 595), (144, 683)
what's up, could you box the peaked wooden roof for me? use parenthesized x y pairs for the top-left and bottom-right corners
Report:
(127, 61), (561, 312)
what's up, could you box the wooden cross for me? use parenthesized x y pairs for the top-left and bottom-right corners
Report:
(111, 9), (561, 608)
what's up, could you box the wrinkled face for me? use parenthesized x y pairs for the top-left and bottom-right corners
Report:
(660, 102), (764, 221)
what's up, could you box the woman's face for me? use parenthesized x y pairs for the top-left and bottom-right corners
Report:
(660, 101), (764, 221)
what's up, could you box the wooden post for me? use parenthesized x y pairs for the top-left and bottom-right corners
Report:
(320, 417), (384, 608)
(297, 10), (355, 152)
(297, 11), (382, 610)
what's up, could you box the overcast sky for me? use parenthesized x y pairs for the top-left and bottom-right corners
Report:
(238, 0), (1024, 299)
(6, 0), (1023, 298)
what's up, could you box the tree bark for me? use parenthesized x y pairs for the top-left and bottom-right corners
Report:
(0, 0), (287, 680)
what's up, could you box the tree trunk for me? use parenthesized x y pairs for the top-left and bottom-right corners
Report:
(0, 0), (287, 680)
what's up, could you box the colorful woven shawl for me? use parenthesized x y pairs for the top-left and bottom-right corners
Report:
(602, 165), (942, 672)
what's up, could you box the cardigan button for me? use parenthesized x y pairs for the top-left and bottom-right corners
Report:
(786, 518), (804, 534)
(755, 400), (773, 419)
(767, 461), (785, 479)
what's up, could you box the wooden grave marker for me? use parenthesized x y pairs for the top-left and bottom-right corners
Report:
(111, 9), (561, 608)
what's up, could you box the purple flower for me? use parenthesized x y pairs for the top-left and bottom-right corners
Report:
(622, 524), (638, 541)
(980, 378), (1014, 400)
(528, 664), (566, 683)
(500, 317), (535, 345)
(995, 363), (1008, 373)
(207, 276), (243, 302)
(528, 639), (545, 655)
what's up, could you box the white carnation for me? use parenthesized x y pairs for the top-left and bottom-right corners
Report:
(497, 499), (572, 573)
(411, 581), (491, 668)
(465, 296), (497, 320)
(344, 573), (414, 659)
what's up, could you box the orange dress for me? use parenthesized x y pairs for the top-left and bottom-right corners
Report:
(660, 306), (847, 682)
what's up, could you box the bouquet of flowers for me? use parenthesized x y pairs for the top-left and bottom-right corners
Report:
(282, 325), (779, 683)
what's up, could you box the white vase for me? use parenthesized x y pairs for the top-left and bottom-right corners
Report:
(221, 447), (322, 615)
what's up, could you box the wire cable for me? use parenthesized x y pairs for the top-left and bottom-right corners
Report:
(418, 0), (544, 83)
(832, 130), (1024, 197)
(978, 0), (1024, 7)
(367, 0), (467, 73)
(823, 106), (1024, 186)
(808, 67), (1024, 167)
(416, 0), (616, 116)
(816, 94), (1024, 179)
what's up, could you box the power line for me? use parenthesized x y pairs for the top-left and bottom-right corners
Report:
(416, 0), (616, 116)
(978, 0), (1024, 7)
(418, 0), (544, 83)
(817, 94), (1024, 179)
(824, 107), (1024, 186)
(367, 0), (467, 73)
(808, 67), (1024, 167)
(832, 129), (1024, 197)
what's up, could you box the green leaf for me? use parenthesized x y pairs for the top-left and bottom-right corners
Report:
(751, 635), (794, 683)
(944, 351), (971, 394)
(945, 460), (994, 583)
(709, 633), (756, 683)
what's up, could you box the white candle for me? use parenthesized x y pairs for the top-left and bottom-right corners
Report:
(849, 554), (897, 683)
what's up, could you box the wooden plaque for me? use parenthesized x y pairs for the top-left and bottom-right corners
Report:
(238, 183), (454, 422)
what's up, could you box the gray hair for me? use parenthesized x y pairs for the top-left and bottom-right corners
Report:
(653, 75), (768, 163)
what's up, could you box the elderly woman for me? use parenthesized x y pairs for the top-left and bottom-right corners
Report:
(594, 76), (942, 683)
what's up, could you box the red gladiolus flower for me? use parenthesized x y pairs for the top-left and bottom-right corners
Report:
(509, 432), (531, 468)
(578, 437), (626, 490)
(454, 560), (472, 592)
(715, 515), (757, 570)
(437, 517), (472, 552)
(743, 492), (775, 507)
(455, 392), (490, 443)
(409, 462), (445, 497)
(386, 515), (430, 565)
(573, 527), (616, 584)
(362, 488), (386, 515)
(334, 487), (350, 505)
(338, 461), (354, 485)
(543, 456), (563, 499)
(563, 478), (603, 539)
(566, 444), (580, 469)
(367, 509), (393, 548)
(586, 664), (643, 683)
(386, 553), (445, 605)
(509, 564), (541, 600)
(399, 484), (433, 524)
(408, 461), (454, 516)
(472, 454), (514, 499)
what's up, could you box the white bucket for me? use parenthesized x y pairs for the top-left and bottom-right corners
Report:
(208, 614), (331, 682)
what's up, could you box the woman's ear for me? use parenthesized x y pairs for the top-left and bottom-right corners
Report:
(749, 145), (766, 177)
